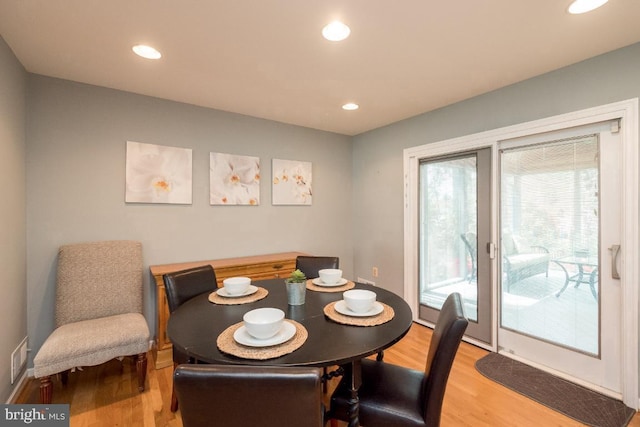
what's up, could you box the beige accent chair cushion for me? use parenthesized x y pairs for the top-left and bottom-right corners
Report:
(34, 313), (149, 378)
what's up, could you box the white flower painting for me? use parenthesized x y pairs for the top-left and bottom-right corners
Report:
(210, 153), (260, 205)
(125, 141), (192, 204)
(272, 159), (312, 205)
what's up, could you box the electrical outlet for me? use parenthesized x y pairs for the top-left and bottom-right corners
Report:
(372, 267), (379, 277)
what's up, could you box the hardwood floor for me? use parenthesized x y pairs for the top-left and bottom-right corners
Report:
(15, 322), (640, 426)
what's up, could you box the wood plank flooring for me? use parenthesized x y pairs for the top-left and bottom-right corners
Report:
(14, 322), (640, 426)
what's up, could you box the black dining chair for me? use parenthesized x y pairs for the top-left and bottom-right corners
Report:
(295, 255), (339, 279)
(328, 292), (468, 427)
(174, 364), (325, 427)
(163, 264), (218, 412)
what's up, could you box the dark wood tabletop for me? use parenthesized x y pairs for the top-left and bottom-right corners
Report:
(167, 278), (414, 368)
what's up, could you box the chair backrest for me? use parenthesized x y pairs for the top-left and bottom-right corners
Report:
(163, 265), (218, 313)
(502, 232), (525, 255)
(174, 364), (325, 427)
(423, 292), (468, 426)
(295, 256), (339, 279)
(55, 240), (143, 327)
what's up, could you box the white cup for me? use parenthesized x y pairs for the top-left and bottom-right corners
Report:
(243, 308), (285, 339)
(223, 276), (251, 295)
(319, 268), (342, 284)
(343, 289), (376, 313)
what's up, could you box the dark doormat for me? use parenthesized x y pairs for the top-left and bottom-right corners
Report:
(475, 353), (635, 427)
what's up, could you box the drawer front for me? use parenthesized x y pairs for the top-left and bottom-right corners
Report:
(215, 260), (297, 285)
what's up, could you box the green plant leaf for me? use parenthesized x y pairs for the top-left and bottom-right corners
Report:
(288, 269), (307, 282)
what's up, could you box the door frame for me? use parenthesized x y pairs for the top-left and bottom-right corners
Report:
(403, 98), (638, 408)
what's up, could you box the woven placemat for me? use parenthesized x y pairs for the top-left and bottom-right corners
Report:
(208, 287), (269, 305)
(323, 301), (394, 326)
(306, 279), (355, 293)
(217, 320), (308, 360)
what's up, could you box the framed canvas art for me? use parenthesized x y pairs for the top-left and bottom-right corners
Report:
(210, 152), (260, 205)
(272, 158), (312, 205)
(125, 141), (192, 204)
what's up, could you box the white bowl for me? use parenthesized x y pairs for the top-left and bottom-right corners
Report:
(319, 268), (342, 284)
(243, 308), (285, 339)
(223, 276), (251, 295)
(343, 289), (376, 313)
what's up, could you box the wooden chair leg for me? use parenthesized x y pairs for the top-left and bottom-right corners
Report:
(323, 367), (328, 393)
(171, 362), (179, 412)
(136, 353), (147, 392)
(60, 370), (69, 385)
(170, 387), (179, 412)
(39, 376), (53, 404)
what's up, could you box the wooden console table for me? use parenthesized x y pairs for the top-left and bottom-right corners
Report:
(149, 252), (305, 369)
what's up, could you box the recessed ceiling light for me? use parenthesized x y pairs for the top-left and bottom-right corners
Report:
(568, 0), (608, 14)
(322, 21), (351, 41)
(342, 103), (359, 111)
(132, 44), (162, 59)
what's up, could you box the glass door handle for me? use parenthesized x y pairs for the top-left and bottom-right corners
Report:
(609, 244), (621, 279)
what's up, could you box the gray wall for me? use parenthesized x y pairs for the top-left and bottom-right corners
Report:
(25, 76), (353, 368)
(351, 42), (640, 297)
(0, 38), (27, 401)
(2, 32), (639, 403)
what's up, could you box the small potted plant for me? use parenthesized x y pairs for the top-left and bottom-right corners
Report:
(285, 269), (307, 305)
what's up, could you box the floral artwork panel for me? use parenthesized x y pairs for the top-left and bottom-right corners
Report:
(272, 159), (312, 205)
(210, 152), (260, 205)
(125, 141), (192, 204)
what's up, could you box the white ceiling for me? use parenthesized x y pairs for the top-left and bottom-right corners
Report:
(2, 1), (640, 136)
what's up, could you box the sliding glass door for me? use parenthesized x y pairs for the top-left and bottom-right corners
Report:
(405, 100), (638, 406)
(417, 148), (492, 345)
(498, 121), (623, 396)
(500, 136), (599, 353)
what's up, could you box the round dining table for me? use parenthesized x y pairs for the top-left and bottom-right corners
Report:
(167, 277), (413, 427)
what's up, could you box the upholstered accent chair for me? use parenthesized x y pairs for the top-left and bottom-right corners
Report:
(502, 233), (550, 291)
(33, 240), (150, 404)
(295, 255), (339, 279)
(162, 265), (218, 412)
(328, 292), (468, 427)
(174, 364), (325, 427)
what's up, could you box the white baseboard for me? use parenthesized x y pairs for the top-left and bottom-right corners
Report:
(6, 370), (30, 404)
